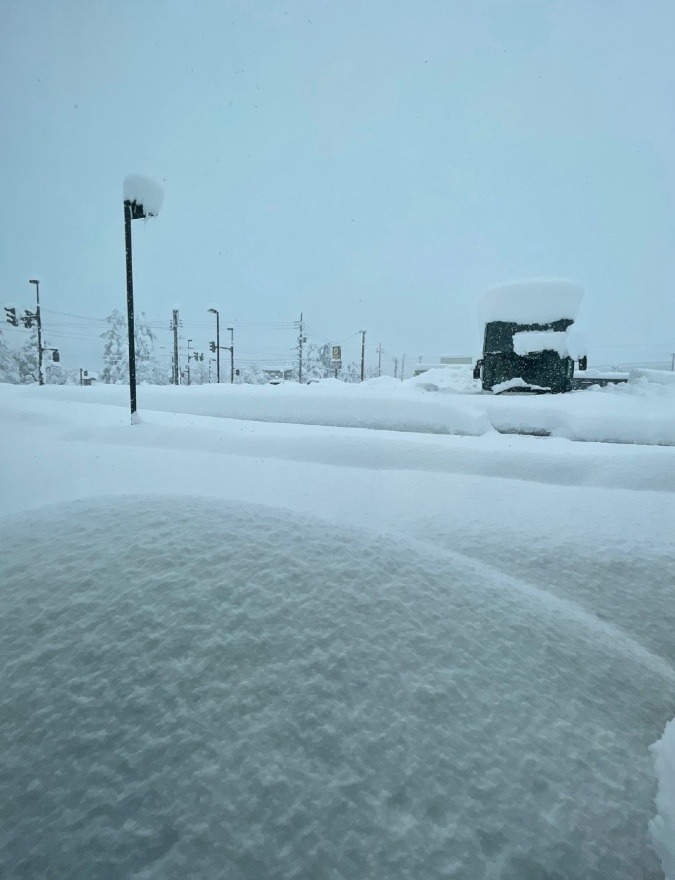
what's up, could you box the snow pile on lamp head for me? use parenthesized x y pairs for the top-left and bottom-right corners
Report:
(123, 174), (165, 217)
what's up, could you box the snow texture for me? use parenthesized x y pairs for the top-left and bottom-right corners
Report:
(512, 330), (569, 357)
(480, 280), (584, 325)
(0, 495), (673, 880)
(123, 174), (165, 216)
(651, 718), (675, 880)
(491, 377), (550, 393)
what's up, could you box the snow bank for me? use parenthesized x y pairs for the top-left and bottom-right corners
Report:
(404, 366), (480, 394)
(650, 718), (675, 880)
(480, 280), (583, 325)
(8, 371), (675, 446)
(123, 174), (165, 216)
(513, 330), (569, 357)
(629, 368), (675, 386)
(0, 495), (671, 879)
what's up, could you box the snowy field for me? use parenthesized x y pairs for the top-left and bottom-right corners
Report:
(1, 377), (674, 880)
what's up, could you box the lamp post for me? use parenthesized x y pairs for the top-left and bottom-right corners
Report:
(28, 279), (43, 386)
(208, 308), (220, 383)
(123, 174), (164, 423)
(227, 326), (234, 383)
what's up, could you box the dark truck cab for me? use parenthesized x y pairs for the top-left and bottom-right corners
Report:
(473, 281), (587, 394)
(473, 318), (586, 393)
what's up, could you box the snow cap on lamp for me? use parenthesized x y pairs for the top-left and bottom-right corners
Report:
(123, 174), (165, 217)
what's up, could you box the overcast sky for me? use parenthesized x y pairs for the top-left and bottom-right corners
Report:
(2, 0), (674, 373)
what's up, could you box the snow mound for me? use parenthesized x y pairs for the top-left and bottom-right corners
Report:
(123, 174), (165, 216)
(405, 367), (480, 394)
(595, 371), (675, 401)
(0, 496), (669, 880)
(480, 280), (583, 325)
(491, 377), (550, 394)
(628, 368), (675, 386)
(361, 375), (404, 391)
(651, 718), (675, 880)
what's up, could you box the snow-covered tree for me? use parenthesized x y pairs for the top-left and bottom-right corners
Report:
(100, 310), (128, 384)
(187, 353), (209, 385)
(15, 329), (39, 384)
(0, 330), (20, 383)
(45, 362), (77, 385)
(135, 312), (169, 384)
(303, 343), (333, 381)
(234, 363), (267, 384)
(101, 309), (168, 385)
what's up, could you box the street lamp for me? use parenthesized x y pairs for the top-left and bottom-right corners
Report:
(123, 174), (164, 424)
(227, 326), (234, 383)
(208, 308), (220, 383)
(28, 279), (43, 386)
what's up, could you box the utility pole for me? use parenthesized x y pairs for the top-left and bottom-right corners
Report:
(296, 313), (306, 383)
(28, 280), (43, 385)
(227, 327), (234, 383)
(401, 353), (406, 381)
(360, 330), (366, 381)
(208, 308), (220, 383)
(377, 343), (382, 377)
(171, 309), (180, 385)
(393, 356), (398, 379)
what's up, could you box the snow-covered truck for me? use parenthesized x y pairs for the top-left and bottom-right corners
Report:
(473, 280), (587, 394)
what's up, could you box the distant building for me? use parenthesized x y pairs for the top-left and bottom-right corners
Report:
(412, 356), (473, 377)
(261, 366), (295, 382)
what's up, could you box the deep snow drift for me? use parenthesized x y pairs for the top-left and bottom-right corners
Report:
(651, 719), (675, 880)
(0, 496), (673, 880)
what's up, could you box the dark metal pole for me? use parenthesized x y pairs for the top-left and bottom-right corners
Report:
(29, 280), (43, 385)
(124, 202), (137, 421)
(228, 327), (234, 383)
(36, 282), (43, 386)
(360, 330), (366, 382)
(216, 313), (220, 383)
(172, 309), (179, 385)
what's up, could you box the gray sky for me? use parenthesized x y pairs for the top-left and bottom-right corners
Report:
(2, 0), (674, 374)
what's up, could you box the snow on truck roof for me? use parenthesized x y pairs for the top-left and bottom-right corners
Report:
(480, 280), (584, 325)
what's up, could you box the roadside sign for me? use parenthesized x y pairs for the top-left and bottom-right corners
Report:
(332, 345), (341, 361)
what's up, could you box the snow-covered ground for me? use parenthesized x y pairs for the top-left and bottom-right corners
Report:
(1, 377), (674, 879)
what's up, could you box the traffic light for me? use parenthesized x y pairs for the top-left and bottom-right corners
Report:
(4, 306), (18, 326)
(21, 311), (35, 328)
(52, 349), (60, 363)
(198, 353), (204, 362)
(209, 341), (216, 352)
